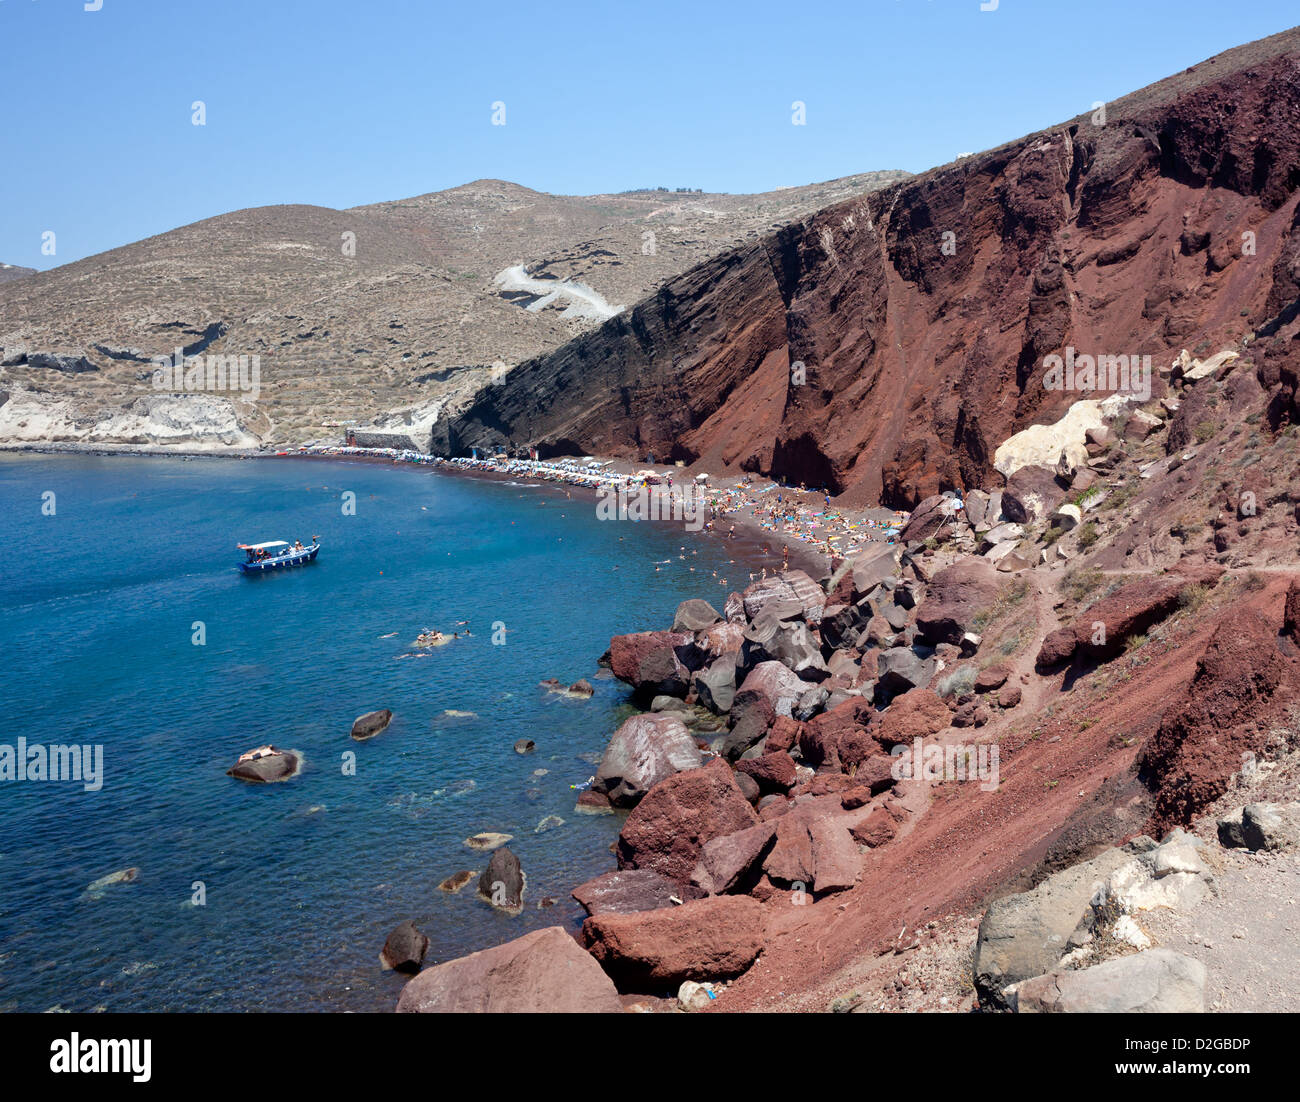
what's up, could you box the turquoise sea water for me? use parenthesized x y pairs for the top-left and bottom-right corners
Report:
(0, 454), (749, 1011)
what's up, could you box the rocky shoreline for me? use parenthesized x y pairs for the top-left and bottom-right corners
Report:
(15, 430), (1300, 1015)
(389, 355), (1300, 1012)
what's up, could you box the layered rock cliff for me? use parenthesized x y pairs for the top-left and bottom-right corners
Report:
(442, 28), (1300, 508)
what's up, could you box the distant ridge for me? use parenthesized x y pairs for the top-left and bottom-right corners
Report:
(0, 171), (908, 448)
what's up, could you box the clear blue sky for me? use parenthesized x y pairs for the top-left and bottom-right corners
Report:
(3, 0), (1296, 269)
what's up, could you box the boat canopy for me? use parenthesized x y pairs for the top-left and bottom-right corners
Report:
(237, 541), (290, 550)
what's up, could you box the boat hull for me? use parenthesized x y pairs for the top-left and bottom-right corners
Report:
(238, 545), (320, 573)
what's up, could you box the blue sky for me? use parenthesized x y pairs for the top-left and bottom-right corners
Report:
(3, 0), (1296, 269)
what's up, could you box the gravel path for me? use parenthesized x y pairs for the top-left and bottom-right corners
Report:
(1142, 846), (1300, 1012)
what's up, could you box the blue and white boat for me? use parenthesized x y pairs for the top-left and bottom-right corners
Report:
(237, 539), (320, 573)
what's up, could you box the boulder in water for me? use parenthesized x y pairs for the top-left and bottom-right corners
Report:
(478, 847), (525, 914)
(438, 870), (476, 893)
(226, 746), (299, 783)
(464, 832), (513, 851)
(380, 920), (429, 974)
(351, 709), (393, 741)
(84, 867), (140, 899)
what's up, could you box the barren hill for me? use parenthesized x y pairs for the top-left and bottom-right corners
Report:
(444, 27), (1300, 507)
(0, 263), (35, 285)
(0, 173), (907, 448)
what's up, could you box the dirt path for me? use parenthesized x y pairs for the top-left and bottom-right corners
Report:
(1142, 847), (1300, 1011)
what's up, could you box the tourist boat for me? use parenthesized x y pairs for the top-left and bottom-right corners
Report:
(237, 539), (320, 573)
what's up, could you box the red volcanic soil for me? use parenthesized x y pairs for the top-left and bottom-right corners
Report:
(448, 28), (1300, 509)
(713, 570), (1300, 1012)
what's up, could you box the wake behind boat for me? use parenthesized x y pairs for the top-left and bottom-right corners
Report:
(238, 538), (320, 573)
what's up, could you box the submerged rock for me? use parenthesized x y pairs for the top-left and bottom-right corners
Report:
(83, 867), (140, 898)
(350, 709), (393, 741)
(438, 870), (476, 893)
(464, 832), (512, 851)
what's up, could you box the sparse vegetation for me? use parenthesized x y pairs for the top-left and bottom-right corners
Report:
(973, 577), (1030, 631)
(1103, 483), (1136, 512)
(1061, 567), (1105, 603)
(936, 666), (976, 698)
(1076, 521), (1100, 549)
(1177, 583), (1210, 614)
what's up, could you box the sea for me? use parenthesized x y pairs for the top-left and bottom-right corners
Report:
(0, 452), (756, 1011)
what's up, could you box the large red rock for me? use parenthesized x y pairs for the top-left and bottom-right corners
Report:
(916, 559), (1000, 645)
(617, 758), (760, 883)
(735, 750), (798, 793)
(879, 688), (952, 745)
(849, 805), (901, 847)
(1036, 567), (1223, 669)
(764, 715), (802, 754)
(762, 800), (861, 893)
(582, 895), (767, 988)
(762, 811), (816, 885)
(900, 493), (955, 542)
(974, 665), (1010, 692)
(608, 630), (695, 697)
(808, 818), (861, 892)
(395, 926), (623, 1013)
(689, 822), (777, 894)
(572, 868), (706, 917)
(850, 752), (897, 796)
(798, 697), (880, 770)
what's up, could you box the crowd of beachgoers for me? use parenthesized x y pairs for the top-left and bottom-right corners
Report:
(298, 444), (909, 562)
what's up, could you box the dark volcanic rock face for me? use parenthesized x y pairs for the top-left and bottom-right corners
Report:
(1139, 604), (1300, 831)
(443, 29), (1300, 507)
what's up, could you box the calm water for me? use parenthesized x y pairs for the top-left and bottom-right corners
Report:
(0, 454), (748, 1011)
